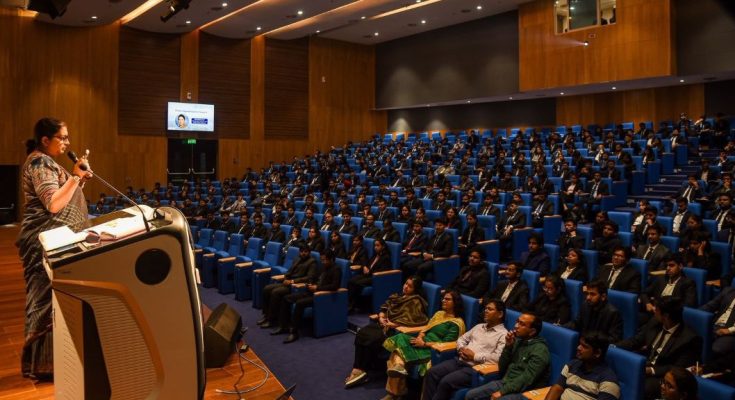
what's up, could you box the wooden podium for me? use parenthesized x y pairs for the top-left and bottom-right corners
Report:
(41, 206), (205, 400)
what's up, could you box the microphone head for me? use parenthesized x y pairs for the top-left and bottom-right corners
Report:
(66, 151), (87, 171)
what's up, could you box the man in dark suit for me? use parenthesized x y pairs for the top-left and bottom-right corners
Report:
(640, 255), (697, 326)
(478, 195), (501, 218)
(617, 297), (702, 400)
(675, 175), (703, 204)
(597, 246), (641, 294)
(633, 206), (665, 249)
(400, 221), (428, 264)
(519, 233), (551, 277)
(603, 159), (621, 181)
(699, 286), (735, 373)
(566, 279), (623, 343)
(375, 198), (394, 222)
(299, 208), (318, 230)
(498, 201), (526, 260)
(262, 216), (287, 249)
(583, 171), (609, 220)
(591, 221), (622, 265)
(401, 218), (453, 279)
(390, 170), (408, 188)
(557, 219), (585, 261)
(713, 192), (735, 234)
(319, 211), (337, 232)
(636, 225), (671, 272)
(337, 211), (358, 235)
(404, 190), (421, 210)
(356, 213), (381, 239)
(530, 191), (554, 228)
(482, 262), (529, 311)
(670, 197), (692, 235)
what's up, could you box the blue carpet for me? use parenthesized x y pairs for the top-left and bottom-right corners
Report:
(199, 286), (389, 400)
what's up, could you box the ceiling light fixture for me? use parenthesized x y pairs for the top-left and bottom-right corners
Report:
(91, 15), (98, 20)
(560, 92), (565, 95)
(612, 86), (617, 90)
(374, 32), (379, 36)
(316, 30), (320, 33)
(256, 26), (262, 31)
(509, 97), (513, 100)
(120, 0), (164, 24)
(361, 15), (366, 19)
(583, 40), (589, 46)
(421, 19), (426, 24)
(679, 79), (685, 83)
(297, 10), (303, 15)
(222, 2), (227, 7)
(160, 0), (191, 22)
(185, 20), (191, 24)
(477, 5), (482, 10)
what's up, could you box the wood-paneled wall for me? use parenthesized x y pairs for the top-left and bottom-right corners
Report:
(0, 9), (167, 208)
(556, 84), (705, 126)
(519, 0), (675, 91)
(199, 32), (250, 139)
(118, 26), (181, 136)
(264, 38), (309, 138)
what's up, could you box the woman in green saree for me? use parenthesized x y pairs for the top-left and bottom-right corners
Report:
(381, 289), (466, 399)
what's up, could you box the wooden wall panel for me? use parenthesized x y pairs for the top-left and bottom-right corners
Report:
(180, 31), (199, 103)
(309, 37), (386, 147)
(264, 38), (309, 138)
(199, 32), (250, 139)
(519, 0), (675, 91)
(556, 84), (704, 127)
(118, 26), (180, 136)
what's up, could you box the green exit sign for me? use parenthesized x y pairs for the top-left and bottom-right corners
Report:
(185, 139), (197, 145)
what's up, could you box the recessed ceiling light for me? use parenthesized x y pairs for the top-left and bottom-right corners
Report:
(421, 19), (426, 24)
(427, 104), (432, 107)
(374, 32), (379, 36)
(361, 16), (366, 19)
(316, 30), (320, 33)
(509, 97), (513, 100)
(185, 20), (191, 24)
(297, 10), (303, 15)
(612, 86), (617, 90)
(679, 79), (685, 83)
(570, 6), (575, 10)
(476, 5), (483, 10)
(416, 0), (422, 2)
(560, 92), (565, 95)
(222, 2), (227, 7)
(91, 15), (97, 20)
(583, 40), (589, 46)
(467, 100), (471, 103)
(256, 26), (262, 31)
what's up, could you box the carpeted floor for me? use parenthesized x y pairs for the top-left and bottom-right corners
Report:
(199, 286), (392, 400)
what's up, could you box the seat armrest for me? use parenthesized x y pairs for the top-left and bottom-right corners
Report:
(350, 265), (362, 271)
(218, 256), (236, 263)
(374, 269), (402, 277)
(649, 270), (666, 276)
(431, 342), (457, 352)
(235, 261), (253, 268)
(194, 248), (203, 254)
(253, 267), (272, 274)
(291, 283), (306, 289)
(473, 363), (499, 375)
(203, 253), (215, 258)
(369, 314), (379, 320)
(315, 288), (348, 296)
(396, 325), (426, 334)
(706, 280), (721, 287)
(522, 387), (551, 400)
(272, 274), (285, 281)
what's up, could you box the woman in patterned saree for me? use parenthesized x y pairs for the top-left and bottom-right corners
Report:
(381, 289), (466, 399)
(17, 117), (92, 380)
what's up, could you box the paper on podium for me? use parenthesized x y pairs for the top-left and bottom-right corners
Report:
(85, 205), (154, 241)
(39, 226), (87, 251)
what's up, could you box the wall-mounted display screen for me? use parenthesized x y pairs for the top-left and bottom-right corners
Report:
(167, 102), (214, 132)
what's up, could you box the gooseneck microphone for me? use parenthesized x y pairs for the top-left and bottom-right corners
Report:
(67, 150), (150, 233)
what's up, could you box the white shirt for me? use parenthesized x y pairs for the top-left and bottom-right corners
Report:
(501, 281), (517, 302)
(715, 297), (735, 331)
(456, 322), (508, 366)
(661, 276), (680, 297)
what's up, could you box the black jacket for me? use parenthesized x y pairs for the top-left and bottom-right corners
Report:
(360, 251), (392, 275)
(485, 280), (529, 311)
(337, 221), (358, 235)
(285, 256), (318, 284)
(597, 263), (642, 294)
(641, 275), (697, 308)
(700, 287), (735, 327)
(568, 301), (623, 343)
(448, 265), (490, 298)
(617, 319), (702, 377)
(347, 246), (369, 266)
(525, 293), (571, 325)
(425, 231), (453, 258)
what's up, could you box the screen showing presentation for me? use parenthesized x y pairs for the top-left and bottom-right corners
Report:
(167, 102), (215, 132)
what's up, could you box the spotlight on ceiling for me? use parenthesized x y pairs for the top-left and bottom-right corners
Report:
(161, 0), (191, 22)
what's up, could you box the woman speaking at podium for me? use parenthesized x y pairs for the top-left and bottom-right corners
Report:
(16, 117), (93, 380)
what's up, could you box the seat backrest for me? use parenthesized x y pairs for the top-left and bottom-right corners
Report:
(608, 211), (632, 233)
(582, 249), (599, 279)
(245, 237), (263, 259)
(629, 258), (649, 289)
(197, 228), (213, 247)
(545, 244), (560, 273)
(264, 241), (282, 266)
(576, 226), (593, 249)
(564, 279), (583, 320)
(607, 289), (638, 339)
(227, 233), (244, 256)
(683, 307), (713, 363)
(660, 235), (679, 253)
(710, 241), (733, 278)
(606, 346), (646, 400)
(540, 323), (579, 385)
(386, 241), (402, 269)
(281, 246), (301, 269)
(697, 376), (735, 400)
(461, 294), (480, 329)
(521, 269), (541, 302)
(423, 282), (442, 316)
(682, 267), (707, 306)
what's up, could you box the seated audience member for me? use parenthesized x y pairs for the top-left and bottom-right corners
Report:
(283, 205), (299, 226)
(660, 367), (698, 400)
(478, 194), (501, 218)
(445, 207), (461, 230)
(524, 275), (571, 325)
(699, 286), (735, 374)
(275, 251), (342, 343)
(400, 218), (453, 280)
(262, 215), (286, 246)
(376, 198), (394, 222)
(422, 299), (508, 400)
(597, 246), (642, 294)
(678, 215), (710, 249)
(497, 201), (525, 259)
(676, 176), (703, 204)
(336, 211), (358, 235)
(381, 290), (466, 400)
(281, 226), (305, 256)
(566, 279), (623, 343)
(379, 218), (401, 243)
(591, 211), (609, 240)
(635, 225), (670, 272)
(458, 213), (485, 264)
(347, 234), (369, 267)
(682, 232), (722, 281)
(447, 249), (490, 299)
(464, 313), (550, 400)
(555, 248), (589, 282)
(327, 230), (347, 259)
(633, 206), (665, 249)
(250, 213), (268, 240)
(319, 211), (337, 232)
(347, 238), (392, 311)
(640, 255), (697, 325)
(530, 191), (554, 228)
(357, 213), (381, 239)
(583, 171), (609, 220)
(305, 227), (325, 253)
(670, 198), (692, 235)
(400, 221), (428, 260)
(299, 208), (319, 230)
(617, 297), (702, 400)
(482, 262), (529, 311)
(557, 219), (585, 262)
(589, 221), (620, 265)
(519, 233), (551, 276)
(257, 245), (317, 329)
(546, 333), (621, 400)
(345, 276), (429, 389)
(712, 193), (735, 234)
